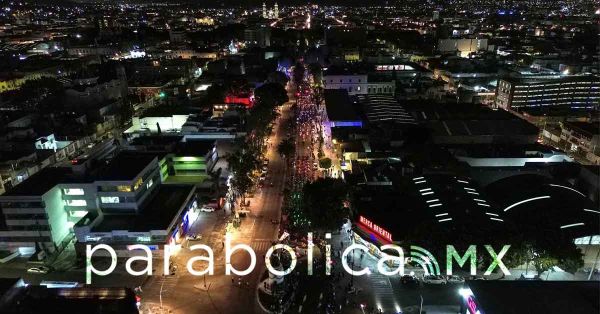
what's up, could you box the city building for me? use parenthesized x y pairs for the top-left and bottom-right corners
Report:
(411, 103), (540, 145)
(0, 148), (215, 259)
(460, 281), (599, 314)
(0, 279), (139, 314)
(437, 38), (489, 57)
(495, 75), (600, 111)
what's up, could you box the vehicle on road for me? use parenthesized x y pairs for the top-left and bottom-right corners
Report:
(518, 274), (542, 281)
(422, 275), (447, 284)
(200, 205), (216, 212)
(186, 234), (201, 241)
(400, 274), (419, 287)
(27, 266), (52, 274)
(446, 275), (465, 284)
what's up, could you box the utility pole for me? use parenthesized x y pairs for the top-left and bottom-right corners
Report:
(588, 247), (600, 281)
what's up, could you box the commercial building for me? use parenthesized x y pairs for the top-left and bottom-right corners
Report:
(411, 103), (540, 145)
(322, 89), (363, 129)
(351, 174), (506, 264)
(0, 149), (211, 258)
(355, 94), (416, 124)
(0, 278), (139, 314)
(560, 122), (600, 163)
(0, 168), (92, 258)
(437, 38), (489, 57)
(459, 281), (599, 314)
(350, 173), (600, 271)
(74, 184), (197, 257)
(495, 75), (600, 111)
(322, 68), (396, 96)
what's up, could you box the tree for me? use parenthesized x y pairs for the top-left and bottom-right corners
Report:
(226, 143), (260, 206)
(301, 178), (348, 231)
(277, 138), (295, 160)
(201, 84), (226, 106)
(307, 63), (322, 85)
(318, 158), (332, 170)
(293, 63), (305, 86)
(255, 82), (289, 106)
(267, 71), (289, 86)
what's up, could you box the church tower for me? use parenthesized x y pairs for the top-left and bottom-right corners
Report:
(262, 3), (267, 18)
(274, 3), (279, 18)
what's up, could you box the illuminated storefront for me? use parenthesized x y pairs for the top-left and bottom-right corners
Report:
(353, 215), (397, 265)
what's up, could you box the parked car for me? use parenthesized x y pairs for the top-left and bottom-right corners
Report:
(186, 234), (201, 241)
(27, 266), (52, 274)
(469, 275), (487, 281)
(422, 275), (446, 284)
(200, 205), (216, 212)
(400, 274), (419, 287)
(518, 274), (542, 281)
(446, 275), (465, 284)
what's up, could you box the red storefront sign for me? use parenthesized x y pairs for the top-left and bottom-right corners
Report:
(358, 216), (393, 242)
(225, 95), (253, 107)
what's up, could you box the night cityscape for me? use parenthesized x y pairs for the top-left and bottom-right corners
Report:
(0, 0), (599, 313)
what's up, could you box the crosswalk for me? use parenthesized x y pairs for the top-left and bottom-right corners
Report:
(144, 274), (179, 297)
(369, 272), (398, 312)
(251, 239), (274, 253)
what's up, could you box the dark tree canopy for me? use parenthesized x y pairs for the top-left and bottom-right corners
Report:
(302, 178), (349, 231)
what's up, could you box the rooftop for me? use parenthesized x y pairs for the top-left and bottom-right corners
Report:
(356, 94), (416, 124)
(353, 174), (506, 243)
(2, 286), (138, 314)
(485, 174), (599, 239)
(323, 89), (362, 123)
(564, 121), (600, 137)
(96, 152), (158, 181)
(0, 168), (84, 197)
(466, 280), (599, 314)
(92, 184), (195, 232)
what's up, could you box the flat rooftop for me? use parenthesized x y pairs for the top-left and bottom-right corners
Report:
(1, 168), (85, 197)
(96, 152), (157, 181)
(467, 280), (599, 314)
(3, 286), (138, 314)
(564, 121), (600, 137)
(92, 184), (194, 232)
(323, 89), (362, 122)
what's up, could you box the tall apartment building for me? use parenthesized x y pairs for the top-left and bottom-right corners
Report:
(495, 75), (600, 111)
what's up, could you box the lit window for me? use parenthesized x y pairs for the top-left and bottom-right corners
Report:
(133, 178), (143, 190)
(117, 185), (132, 192)
(63, 188), (84, 195)
(100, 196), (120, 204)
(65, 199), (87, 207)
(69, 210), (88, 218)
(146, 179), (153, 189)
